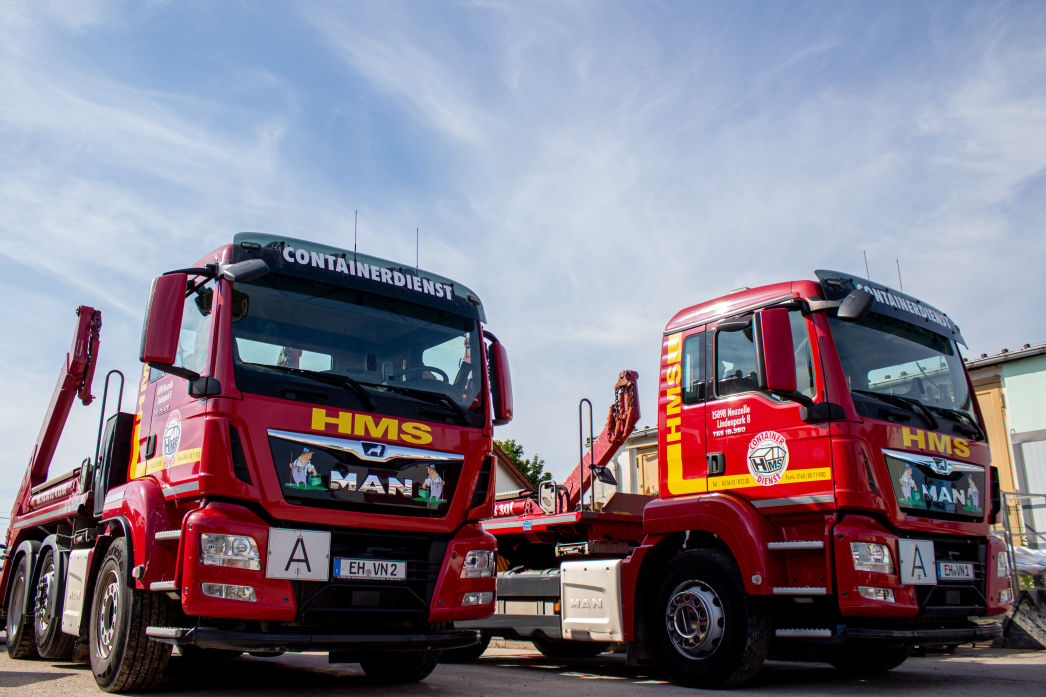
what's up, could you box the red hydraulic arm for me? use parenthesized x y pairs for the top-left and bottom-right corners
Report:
(12, 306), (101, 517)
(560, 370), (639, 511)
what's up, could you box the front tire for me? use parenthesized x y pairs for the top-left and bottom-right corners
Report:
(359, 649), (440, 683)
(34, 548), (75, 660)
(650, 549), (769, 688)
(5, 556), (38, 659)
(88, 538), (172, 692)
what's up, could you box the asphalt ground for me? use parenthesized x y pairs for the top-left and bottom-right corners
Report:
(2, 636), (1044, 697)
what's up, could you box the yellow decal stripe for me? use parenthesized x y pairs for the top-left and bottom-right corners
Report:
(708, 467), (832, 492)
(143, 448), (203, 475)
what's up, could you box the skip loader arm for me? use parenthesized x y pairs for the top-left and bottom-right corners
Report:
(560, 370), (639, 511)
(12, 305), (101, 518)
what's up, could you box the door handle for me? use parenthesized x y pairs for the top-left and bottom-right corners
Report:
(707, 452), (726, 476)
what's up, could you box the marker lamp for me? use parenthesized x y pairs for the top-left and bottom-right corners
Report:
(1000, 588), (1013, 604)
(851, 542), (895, 574)
(201, 533), (261, 570)
(201, 582), (257, 602)
(461, 550), (495, 578)
(462, 591), (494, 606)
(858, 586), (895, 603)
(997, 551), (1011, 578)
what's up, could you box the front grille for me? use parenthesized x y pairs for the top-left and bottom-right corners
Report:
(904, 533), (987, 619)
(289, 528), (449, 629)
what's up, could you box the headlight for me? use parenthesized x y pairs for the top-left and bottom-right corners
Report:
(851, 542), (895, 574)
(997, 550), (1011, 578)
(460, 549), (495, 578)
(201, 533), (261, 570)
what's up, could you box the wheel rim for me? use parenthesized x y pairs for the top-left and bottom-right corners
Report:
(8, 572), (25, 635)
(665, 580), (725, 659)
(95, 570), (120, 660)
(35, 557), (56, 637)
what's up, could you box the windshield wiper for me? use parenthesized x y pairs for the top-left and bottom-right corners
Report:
(245, 363), (375, 410)
(367, 382), (469, 426)
(925, 405), (985, 441)
(852, 389), (939, 430)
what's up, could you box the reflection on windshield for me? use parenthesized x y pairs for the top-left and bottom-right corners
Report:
(229, 276), (482, 419)
(828, 314), (976, 428)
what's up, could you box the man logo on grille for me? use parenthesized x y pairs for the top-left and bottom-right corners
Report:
(362, 442), (386, 458)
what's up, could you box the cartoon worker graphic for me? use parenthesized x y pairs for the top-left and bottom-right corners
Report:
(899, 465), (917, 503)
(967, 475), (980, 510)
(288, 447), (317, 488)
(421, 465), (444, 502)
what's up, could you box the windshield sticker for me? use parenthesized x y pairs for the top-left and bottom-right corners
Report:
(746, 430), (789, 486)
(711, 404), (751, 437)
(162, 410), (183, 468)
(280, 244), (454, 303)
(887, 458), (984, 517)
(272, 436), (457, 515)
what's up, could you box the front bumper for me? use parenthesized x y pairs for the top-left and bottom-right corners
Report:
(147, 625), (480, 653)
(779, 621), (1002, 647)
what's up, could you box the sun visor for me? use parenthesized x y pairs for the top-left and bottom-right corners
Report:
(815, 269), (965, 346)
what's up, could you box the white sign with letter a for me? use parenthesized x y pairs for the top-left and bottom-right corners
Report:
(898, 539), (937, 585)
(266, 528), (331, 581)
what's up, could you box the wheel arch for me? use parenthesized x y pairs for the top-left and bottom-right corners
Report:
(4, 539), (42, 622)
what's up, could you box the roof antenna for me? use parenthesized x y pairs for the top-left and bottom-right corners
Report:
(353, 209), (358, 264)
(863, 249), (870, 279)
(896, 258), (904, 292)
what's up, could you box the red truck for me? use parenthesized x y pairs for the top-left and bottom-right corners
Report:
(1, 233), (512, 691)
(465, 270), (1013, 688)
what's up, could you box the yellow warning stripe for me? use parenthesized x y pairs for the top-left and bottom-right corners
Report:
(143, 448), (203, 475)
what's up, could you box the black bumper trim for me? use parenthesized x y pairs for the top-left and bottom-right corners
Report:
(839, 623), (1002, 645)
(147, 626), (479, 653)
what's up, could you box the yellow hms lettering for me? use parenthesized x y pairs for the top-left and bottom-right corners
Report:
(901, 427), (970, 458)
(311, 408), (433, 445)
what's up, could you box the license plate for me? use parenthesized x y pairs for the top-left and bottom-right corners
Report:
(334, 558), (406, 581)
(937, 561), (975, 580)
(898, 539), (937, 585)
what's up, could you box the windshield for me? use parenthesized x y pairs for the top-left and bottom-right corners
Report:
(828, 314), (980, 439)
(229, 275), (484, 427)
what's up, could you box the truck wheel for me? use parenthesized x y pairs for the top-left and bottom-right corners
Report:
(532, 636), (610, 658)
(88, 538), (172, 692)
(440, 632), (492, 663)
(5, 556), (39, 659)
(359, 649), (440, 683)
(33, 548), (75, 660)
(651, 549), (770, 688)
(829, 645), (910, 674)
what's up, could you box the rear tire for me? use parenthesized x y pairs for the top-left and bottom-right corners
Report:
(532, 636), (609, 659)
(359, 649), (440, 683)
(5, 556), (38, 659)
(88, 538), (172, 692)
(650, 548), (770, 688)
(829, 645), (910, 674)
(440, 632), (492, 663)
(34, 548), (75, 660)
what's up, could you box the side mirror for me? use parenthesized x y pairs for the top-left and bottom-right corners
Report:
(837, 288), (874, 321)
(487, 339), (513, 426)
(221, 258), (269, 282)
(756, 308), (797, 394)
(140, 273), (187, 366)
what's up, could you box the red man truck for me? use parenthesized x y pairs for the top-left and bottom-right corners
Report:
(1, 233), (512, 691)
(465, 270), (1012, 688)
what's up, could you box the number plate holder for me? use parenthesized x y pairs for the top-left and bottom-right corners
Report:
(334, 558), (406, 581)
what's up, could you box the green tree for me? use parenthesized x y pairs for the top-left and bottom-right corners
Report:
(495, 438), (550, 487)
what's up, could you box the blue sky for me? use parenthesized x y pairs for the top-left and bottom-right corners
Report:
(2, 1), (1046, 517)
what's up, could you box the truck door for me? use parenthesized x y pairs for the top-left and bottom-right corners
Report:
(659, 327), (711, 497)
(702, 310), (834, 512)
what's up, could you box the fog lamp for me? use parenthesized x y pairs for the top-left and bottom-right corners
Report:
(462, 591), (494, 606)
(201, 582), (257, 602)
(858, 586), (895, 602)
